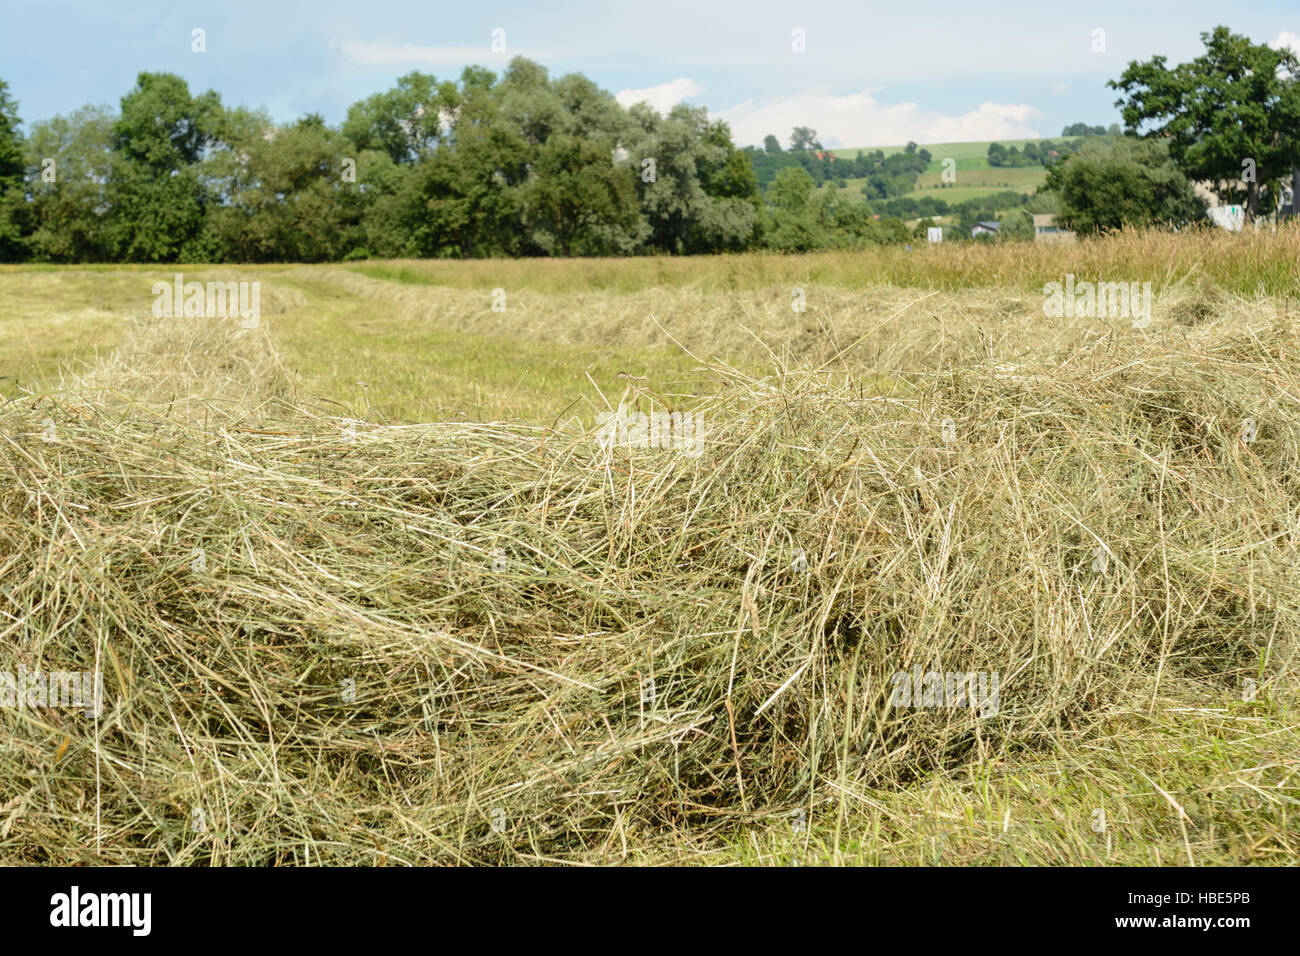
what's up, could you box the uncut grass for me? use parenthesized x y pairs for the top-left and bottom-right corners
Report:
(1, 303), (1298, 864)
(343, 221), (1300, 298)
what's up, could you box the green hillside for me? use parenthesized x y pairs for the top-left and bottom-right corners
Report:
(823, 136), (1085, 203)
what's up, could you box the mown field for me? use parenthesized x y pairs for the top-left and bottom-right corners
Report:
(1, 225), (1298, 865)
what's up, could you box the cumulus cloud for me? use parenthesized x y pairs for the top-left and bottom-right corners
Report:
(713, 88), (1042, 149)
(614, 78), (702, 114)
(1272, 31), (1300, 57)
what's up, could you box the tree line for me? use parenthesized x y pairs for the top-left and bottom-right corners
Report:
(0, 59), (774, 262)
(0, 25), (1294, 262)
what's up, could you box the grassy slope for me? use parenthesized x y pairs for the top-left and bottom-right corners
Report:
(822, 136), (1085, 204)
(2, 229), (1298, 865)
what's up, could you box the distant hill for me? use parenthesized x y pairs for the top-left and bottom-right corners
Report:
(821, 136), (1085, 204)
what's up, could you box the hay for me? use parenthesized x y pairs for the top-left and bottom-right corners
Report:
(1, 302), (1296, 864)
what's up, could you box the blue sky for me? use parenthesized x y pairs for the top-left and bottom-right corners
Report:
(2, 0), (1296, 149)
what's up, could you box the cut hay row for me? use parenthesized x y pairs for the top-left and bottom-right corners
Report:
(1, 307), (1297, 864)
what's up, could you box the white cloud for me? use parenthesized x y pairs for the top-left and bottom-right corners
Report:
(714, 88), (1042, 150)
(1049, 81), (1069, 95)
(1271, 31), (1300, 57)
(614, 78), (702, 114)
(340, 41), (528, 67)
(927, 102), (1043, 143)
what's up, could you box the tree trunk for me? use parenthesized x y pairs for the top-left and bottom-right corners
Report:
(1293, 167), (1300, 218)
(1246, 178), (1259, 222)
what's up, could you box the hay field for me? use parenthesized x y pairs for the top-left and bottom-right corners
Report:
(1, 226), (1298, 865)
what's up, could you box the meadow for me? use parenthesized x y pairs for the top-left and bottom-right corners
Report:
(0, 224), (1297, 864)
(823, 136), (1083, 204)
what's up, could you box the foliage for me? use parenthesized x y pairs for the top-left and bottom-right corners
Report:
(1044, 138), (1205, 233)
(1110, 26), (1300, 218)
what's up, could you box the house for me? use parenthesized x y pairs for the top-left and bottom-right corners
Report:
(971, 220), (1000, 237)
(1033, 214), (1076, 244)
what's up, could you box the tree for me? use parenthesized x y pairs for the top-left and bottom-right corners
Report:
(626, 103), (758, 254)
(0, 57), (790, 261)
(107, 72), (222, 261)
(764, 166), (827, 251)
(1062, 122), (1107, 136)
(517, 133), (645, 255)
(763, 134), (782, 154)
(998, 208), (1034, 241)
(413, 66), (529, 258)
(1043, 138), (1204, 233)
(204, 112), (365, 262)
(24, 105), (116, 261)
(342, 71), (456, 165)
(1110, 26), (1300, 220)
(0, 79), (27, 261)
(789, 126), (822, 152)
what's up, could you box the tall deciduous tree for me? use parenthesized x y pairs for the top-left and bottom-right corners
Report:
(343, 71), (457, 165)
(204, 113), (365, 261)
(1110, 26), (1300, 219)
(24, 105), (116, 261)
(788, 126), (822, 152)
(1044, 138), (1204, 233)
(626, 102), (759, 254)
(107, 73), (222, 261)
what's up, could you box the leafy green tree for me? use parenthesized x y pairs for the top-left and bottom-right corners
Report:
(0, 81), (21, 191)
(0, 57), (843, 261)
(764, 166), (827, 251)
(107, 73), (222, 261)
(763, 134), (782, 154)
(412, 65), (528, 257)
(0, 79), (28, 261)
(342, 71), (457, 165)
(998, 208), (1034, 241)
(354, 149), (424, 258)
(1110, 26), (1300, 219)
(1062, 123), (1107, 136)
(789, 126), (822, 151)
(204, 112), (364, 261)
(517, 133), (645, 255)
(1043, 137), (1204, 233)
(23, 105), (116, 261)
(626, 103), (758, 253)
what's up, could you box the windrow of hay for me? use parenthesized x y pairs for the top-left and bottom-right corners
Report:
(1, 308), (1297, 864)
(303, 265), (1290, 385)
(59, 313), (294, 419)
